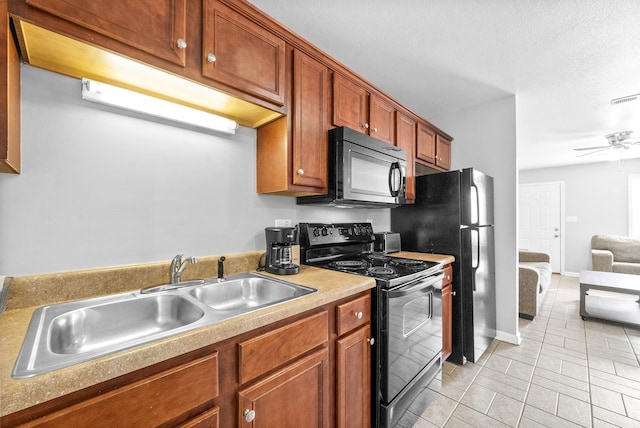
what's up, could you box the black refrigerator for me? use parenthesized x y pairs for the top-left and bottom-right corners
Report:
(391, 168), (496, 364)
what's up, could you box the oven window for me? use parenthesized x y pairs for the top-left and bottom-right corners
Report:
(403, 295), (432, 336)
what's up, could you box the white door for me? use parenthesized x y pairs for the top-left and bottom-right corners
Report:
(519, 182), (563, 273)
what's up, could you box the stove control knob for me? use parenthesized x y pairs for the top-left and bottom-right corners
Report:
(321, 227), (329, 236)
(354, 227), (360, 235)
(312, 228), (320, 237)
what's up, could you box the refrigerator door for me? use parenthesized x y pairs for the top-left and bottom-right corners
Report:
(461, 168), (494, 227)
(461, 225), (496, 363)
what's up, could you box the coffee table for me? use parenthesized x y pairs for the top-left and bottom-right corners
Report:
(579, 270), (640, 326)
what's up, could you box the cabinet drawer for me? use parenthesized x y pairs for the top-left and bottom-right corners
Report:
(176, 406), (219, 428)
(239, 311), (328, 384)
(336, 294), (371, 336)
(23, 353), (218, 428)
(443, 265), (453, 285)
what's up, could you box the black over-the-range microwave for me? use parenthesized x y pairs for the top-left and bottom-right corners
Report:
(297, 126), (407, 208)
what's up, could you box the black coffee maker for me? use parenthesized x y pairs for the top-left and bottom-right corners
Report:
(265, 227), (300, 275)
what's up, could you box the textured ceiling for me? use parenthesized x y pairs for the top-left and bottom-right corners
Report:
(248, 0), (640, 170)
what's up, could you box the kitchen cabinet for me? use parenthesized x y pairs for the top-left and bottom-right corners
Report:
(435, 134), (452, 170)
(442, 264), (453, 361)
(238, 349), (329, 427)
(335, 294), (372, 428)
(257, 48), (329, 195)
(16, 353), (220, 428)
(202, 0), (286, 106)
(23, 0), (188, 67)
(333, 73), (396, 144)
(416, 121), (452, 172)
(395, 112), (417, 203)
(237, 311), (329, 426)
(0, 8), (20, 174)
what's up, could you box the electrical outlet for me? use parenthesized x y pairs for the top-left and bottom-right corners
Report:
(275, 219), (292, 227)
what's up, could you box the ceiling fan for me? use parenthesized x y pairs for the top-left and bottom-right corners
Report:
(573, 131), (640, 157)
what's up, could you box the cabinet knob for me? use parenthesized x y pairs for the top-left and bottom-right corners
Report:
(363, 123), (369, 129)
(244, 409), (256, 423)
(368, 337), (375, 345)
(176, 38), (187, 49)
(297, 169), (304, 175)
(452, 291), (457, 296)
(207, 53), (217, 63)
(373, 127), (378, 133)
(355, 311), (363, 320)
(446, 275), (451, 280)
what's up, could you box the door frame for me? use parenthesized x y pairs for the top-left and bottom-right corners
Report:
(518, 181), (565, 274)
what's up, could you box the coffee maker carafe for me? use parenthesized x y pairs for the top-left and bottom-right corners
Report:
(265, 227), (300, 275)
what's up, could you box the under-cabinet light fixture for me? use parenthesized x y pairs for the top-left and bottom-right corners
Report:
(81, 78), (238, 135)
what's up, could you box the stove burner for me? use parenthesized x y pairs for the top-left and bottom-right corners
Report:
(368, 266), (396, 276)
(330, 260), (367, 269)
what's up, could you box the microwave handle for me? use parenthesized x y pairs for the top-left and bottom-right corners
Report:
(388, 162), (403, 197)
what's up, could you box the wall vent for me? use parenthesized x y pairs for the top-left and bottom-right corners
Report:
(611, 93), (640, 105)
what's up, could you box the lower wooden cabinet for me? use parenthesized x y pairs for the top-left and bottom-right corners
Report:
(238, 348), (329, 427)
(336, 325), (371, 428)
(442, 264), (453, 361)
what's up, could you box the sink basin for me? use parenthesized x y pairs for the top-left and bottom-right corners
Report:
(13, 272), (316, 378)
(49, 294), (204, 355)
(191, 273), (316, 311)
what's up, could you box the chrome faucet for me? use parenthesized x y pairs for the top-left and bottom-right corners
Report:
(170, 254), (198, 284)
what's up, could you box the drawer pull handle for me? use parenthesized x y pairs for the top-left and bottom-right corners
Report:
(355, 311), (363, 320)
(244, 409), (256, 422)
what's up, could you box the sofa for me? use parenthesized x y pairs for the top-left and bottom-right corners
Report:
(519, 251), (552, 320)
(591, 235), (640, 275)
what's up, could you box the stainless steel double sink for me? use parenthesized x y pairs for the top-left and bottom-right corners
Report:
(13, 272), (316, 378)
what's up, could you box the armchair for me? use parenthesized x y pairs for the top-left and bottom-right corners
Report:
(519, 251), (552, 320)
(591, 235), (640, 275)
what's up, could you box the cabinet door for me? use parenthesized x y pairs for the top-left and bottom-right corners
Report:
(395, 112), (416, 203)
(292, 49), (329, 190)
(369, 95), (395, 144)
(0, 9), (20, 174)
(436, 134), (452, 170)
(442, 265), (453, 361)
(202, 0), (286, 106)
(336, 325), (371, 428)
(25, 0), (187, 66)
(416, 122), (436, 164)
(333, 73), (368, 133)
(238, 348), (330, 427)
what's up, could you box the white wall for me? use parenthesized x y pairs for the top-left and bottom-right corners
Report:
(433, 95), (520, 345)
(520, 158), (640, 274)
(0, 65), (389, 276)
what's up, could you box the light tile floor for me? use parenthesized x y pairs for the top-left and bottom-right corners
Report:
(399, 274), (640, 427)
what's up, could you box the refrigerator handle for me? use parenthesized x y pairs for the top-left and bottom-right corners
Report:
(470, 184), (479, 225)
(471, 229), (479, 291)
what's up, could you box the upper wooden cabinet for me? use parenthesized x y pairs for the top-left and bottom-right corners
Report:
(395, 112), (417, 203)
(24, 0), (188, 66)
(416, 121), (452, 172)
(202, 0), (286, 106)
(257, 49), (329, 196)
(416, 122), (436, 164)
(332, 73), (396, 144)
(436, 134), (452, 170)
(0, 10), (20, 174)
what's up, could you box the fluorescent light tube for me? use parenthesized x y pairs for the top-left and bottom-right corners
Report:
(81, 78), (238, 135)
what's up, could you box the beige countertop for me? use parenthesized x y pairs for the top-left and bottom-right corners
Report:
(0, 251), (453, 418)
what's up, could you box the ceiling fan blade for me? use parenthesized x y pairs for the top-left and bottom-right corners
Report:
(577, 148), (610, 157)
(573, 146), (610, 151)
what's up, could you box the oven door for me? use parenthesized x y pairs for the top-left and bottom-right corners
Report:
(380, 272), (443, 403)
(340, 139), (406, 206)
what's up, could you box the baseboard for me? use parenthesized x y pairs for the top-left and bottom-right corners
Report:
(495, 329), (522, 345)
(563, 271), (580, 277)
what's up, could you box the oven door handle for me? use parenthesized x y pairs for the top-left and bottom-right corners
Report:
(387, 272), (444, 297)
